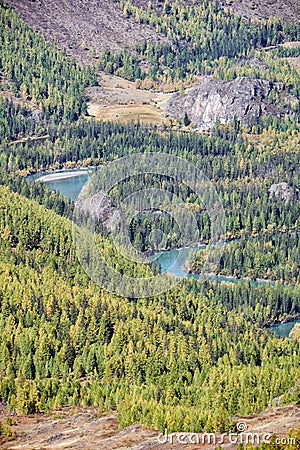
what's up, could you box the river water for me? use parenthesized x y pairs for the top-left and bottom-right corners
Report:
(31, 169), (92, 201)
(269, 321), (299, 338)
(156, 246), (272, 285)
(33, 169), (299, 338)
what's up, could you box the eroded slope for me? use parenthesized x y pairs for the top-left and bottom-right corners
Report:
(6, 0), (164, 65)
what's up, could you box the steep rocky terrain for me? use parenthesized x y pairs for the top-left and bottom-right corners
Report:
(76, 191), (120, 232)
(166, 76), (295, 131)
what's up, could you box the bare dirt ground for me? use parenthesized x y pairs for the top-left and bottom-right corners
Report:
(86, 73), (172, 124)
(1, 404), (299, 450)
(219, 0), (300, 23)
(6, 0), (164, 66)
(88, 102), (166, 125)
(281, 41), (300, 48)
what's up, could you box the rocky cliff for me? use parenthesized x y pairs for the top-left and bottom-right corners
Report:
(76, 192), (120, 232)
(166, 76), (295, 131)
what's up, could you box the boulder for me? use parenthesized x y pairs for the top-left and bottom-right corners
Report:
(269, 182), (299, 204)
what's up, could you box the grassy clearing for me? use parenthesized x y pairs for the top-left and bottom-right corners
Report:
(88, 103), (165, 125)
(87, 73), (172, 125)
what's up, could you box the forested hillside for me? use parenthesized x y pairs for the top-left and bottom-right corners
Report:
(98, 0), (300, 84)
(6, 0), (164, 64)
(0, 185), (300, 434)
(0, 1), (96, 123)
(129, 0), (300, 24)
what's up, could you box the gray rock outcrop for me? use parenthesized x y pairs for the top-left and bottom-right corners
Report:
(269, 182), (299, 204)
(76, 192), (120, 232)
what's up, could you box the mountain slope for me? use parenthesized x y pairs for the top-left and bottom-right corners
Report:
(6, 0), (164, 65)
(219, 0), (300, 23)
(130, 0), (300, 23)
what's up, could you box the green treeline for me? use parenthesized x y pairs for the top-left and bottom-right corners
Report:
(1, 100), (299, 250)
(272, 45), (300, 58)
(0, 170), (74, 219)
(0, 96), (34, 141)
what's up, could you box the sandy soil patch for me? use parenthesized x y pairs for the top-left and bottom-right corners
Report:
(87, 73), (172, 125)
